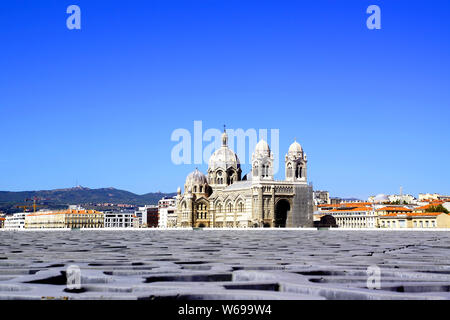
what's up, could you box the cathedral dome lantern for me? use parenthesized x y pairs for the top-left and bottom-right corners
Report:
(208, 128), (242, 188)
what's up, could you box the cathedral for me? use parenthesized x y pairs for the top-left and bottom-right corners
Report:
(175, 130), (314, 228)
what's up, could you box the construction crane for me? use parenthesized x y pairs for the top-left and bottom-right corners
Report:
(16, 197), (44, 213)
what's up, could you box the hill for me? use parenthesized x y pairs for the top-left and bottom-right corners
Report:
(0, 186), (176, 213)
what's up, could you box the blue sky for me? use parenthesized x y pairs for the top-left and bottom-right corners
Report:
(0, 0), (449, 199)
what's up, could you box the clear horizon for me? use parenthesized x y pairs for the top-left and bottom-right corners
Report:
(1, 1), (449, 199)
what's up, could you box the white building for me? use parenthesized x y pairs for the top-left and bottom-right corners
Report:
(158, 206), (177, 228)
(158, 197), (176, 209)
(327, 205), (378, 228)
(388, 194), (416, 204)
(4, 212), (28, 229)
(158, 196), (177, 228)
(104, 211), (138, 228)
(313, 190), (330, 205)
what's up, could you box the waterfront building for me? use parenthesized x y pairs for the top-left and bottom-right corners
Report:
(4, 212), (28, 229)
(379, 212), (450, 228)
(327, 205), (377, 228)
(104, 211), (138, 228)
(25, 209), (104, 229)
(175, 131), (314, 228)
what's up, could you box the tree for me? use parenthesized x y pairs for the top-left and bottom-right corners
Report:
(425, 204), (449, 214)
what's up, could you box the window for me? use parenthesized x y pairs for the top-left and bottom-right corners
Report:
(253, 163), (258, 176)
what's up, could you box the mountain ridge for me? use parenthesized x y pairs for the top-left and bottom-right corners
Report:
(0, 186), (176, 213)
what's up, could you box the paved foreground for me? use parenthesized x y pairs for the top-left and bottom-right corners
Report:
(0, 230), (449, 300)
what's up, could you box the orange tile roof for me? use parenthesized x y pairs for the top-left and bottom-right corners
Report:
(329, 206), (373, 212)
(376, 206), (412, 212)
(0, 217), (5, 221)
(319, 202), (372, 209)
(381, 212), (444, 218)
(28, 209), (103, 217)
(343, 202), (372, 207)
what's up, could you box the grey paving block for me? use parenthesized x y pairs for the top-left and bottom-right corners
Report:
(0, 230), (448, 299)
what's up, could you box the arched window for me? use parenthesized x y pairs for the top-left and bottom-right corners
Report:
(194, 186), (197, 193)
(217, 170), (223, 184)
(197, 203), (208, 220)
(299, 167), (302, 178)
(253, 162), (258, 176)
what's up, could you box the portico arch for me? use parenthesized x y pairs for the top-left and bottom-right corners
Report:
(274, 199), (290, 227)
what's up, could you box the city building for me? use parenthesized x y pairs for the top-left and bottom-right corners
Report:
(158, 197), (176, 209)
(313, 190), (330, 205)
(135, 205), (158, 227)
(388, 194), (416, 204)
(379, 212), (450, 228)
(104, 211), (139, 228)
(158, 196), (177, 228)
(418, 193), (441, 201)
(159, 205), (176, 228)
(0, 217), (5, 228)
(25, 209), (104, 229)
(327, 205), (377, 228)
(175, 131), (314, 228)
(375, 206), (413, 216)
(4, 212), (28, 229)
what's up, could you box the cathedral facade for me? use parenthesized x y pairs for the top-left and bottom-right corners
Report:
(176, 130), (314, 228)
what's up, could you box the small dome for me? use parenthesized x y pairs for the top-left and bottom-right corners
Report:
(288, 140), (303, 154)
(254, 139), (270, 156)
(374, 194), (389, 203)
(185, 168), (208, 186)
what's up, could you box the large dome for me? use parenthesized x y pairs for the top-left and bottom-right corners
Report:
(208, 148), (240, 169)
(208, 131), (240, 170)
